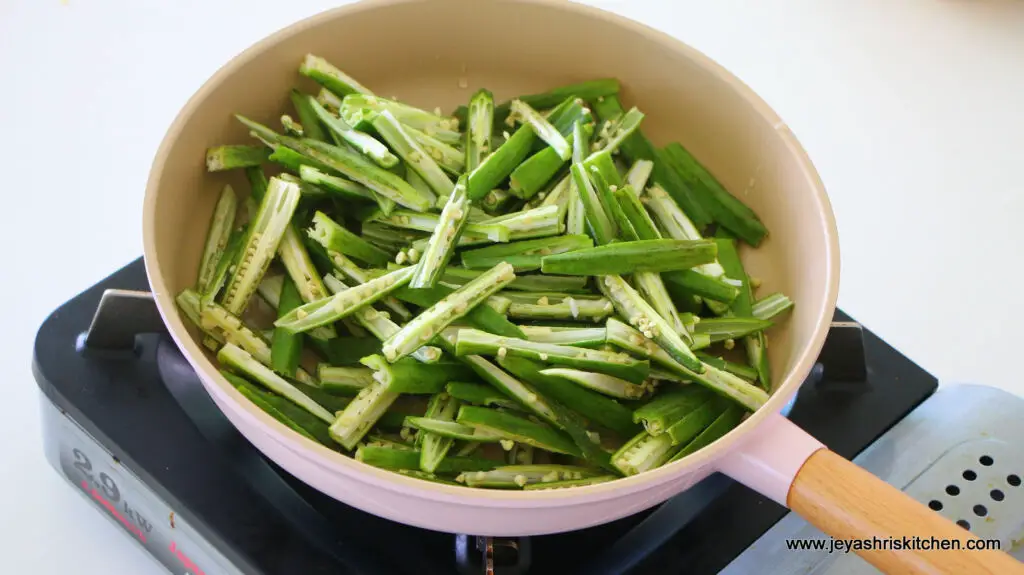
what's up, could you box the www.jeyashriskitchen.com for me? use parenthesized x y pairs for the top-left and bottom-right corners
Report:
(785, 536), (1001, 554)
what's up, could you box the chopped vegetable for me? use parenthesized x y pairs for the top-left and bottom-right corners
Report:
(182, 70), (794, 489)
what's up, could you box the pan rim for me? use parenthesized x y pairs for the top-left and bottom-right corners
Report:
(142, 0), (840, 506)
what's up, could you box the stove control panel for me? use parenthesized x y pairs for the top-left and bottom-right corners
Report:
(42, 397), (244, 575)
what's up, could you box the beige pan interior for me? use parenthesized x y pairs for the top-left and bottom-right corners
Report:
(144, 0), (839, 500)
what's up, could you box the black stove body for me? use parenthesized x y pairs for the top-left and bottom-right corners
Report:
(34, 258), (937, 575)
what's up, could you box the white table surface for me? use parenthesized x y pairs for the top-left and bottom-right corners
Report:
(2, 0), (1022, 572)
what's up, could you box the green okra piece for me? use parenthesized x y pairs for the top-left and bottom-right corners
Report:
(360, 221), (423, 253)
(445, 381), (523, 410)
(481, 188), (515, 214)
(598, 275), (702, 372)
(391, 283), (524, 339)
(605, 318), (768, 411)
(644, 185), (728, 280)
(236, 115), (434, 212)
(459, 464), (605, 488)
(443, 346), (610, 469)
(611, 430), (680, 476)
(245, 165), (269, 201)
(633, 387), (715, 436)
(299, 53), (374, 97)
(590, 95), (711, 228)
(519, 326), (607, 348)
(175, 290), (214, 341)
(330, 380), (401, 450)
(509, 123), (593, 200)
(715, 236), (771, 389)
(437, 267), (590, 293)
(634, 272), (688, 339)
(465, 89), (494, 172)
(665, 396), (729, 447)
(218, 343), (334, 423)
(405, 417), (503, 443)
(317, 364), (375, 394)
(364, 434), (416, 450)
(395, 470), (461, 485)
(293, 381), (351, 413)
(539, 174), (573, 218)
(275, 266), (415, 334)
(565, 122), (588, 236)
(308, 95), (398, 168)
(267, 144), (333, 174)
(381, 262), (516, 361)
(360, 354), (475, 394)
(461, 234), (592, 272)
(410, 176), (472, 289)
(307, 211), (392, 267)
(596, 107), (644, 154)
(196, 298), (277, 367)
(583, 149), (623, 188)
(316, 87), (343, 111)
(321, 273), (441, 364)
(571, 162), (616, 244)
(205, 145), (269, 172)
(289, 89), (327, 142)
(298, 165), (395, 216)
(464, 96), (582, 200)
(355, 445), (497, 473)
(196, 185), (238, 294)
(614, 186), (660, 241)
(467, 124), (536, 200)
(376, 210), (508, 245)
(418, 393), (460, 473)
(664, 143), (767, 246)
(220, 177), (301, 315)
(693, 317), (773, 343)
(494, 78), (619, 124)
(457, 406), (580, 457)
(662, 269), (739, 304)
(695, 353), (758, 382)
(510, 100), (572, 160)
(322, 251), (411, 320)
(224, 372), (333, 445)
(280, 114), (304, 138)
(540, 367), (651, 400)
(278, 224), (332, 304)
(340, 94), (460, 142)
(752, 292), (794, 321)
(376, 410), (412, 431)
(404, 124), (464, 175)
(522, 475), (617, 490)
(479, 205), (563, 241)
(506, 298), (614, 322)
(231, 378), (319, 443)
(271, 275), (305, 377)
(541, 239), (717, 276)
(625, 159), (654, 193)
(500, 291), (602, 305)
(669, 402), (744, 462)
(372, 110), (454, 195)
(497, 355), (639, 438)
(455, 328), (650, 384)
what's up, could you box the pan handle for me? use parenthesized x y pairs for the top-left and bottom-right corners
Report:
(717, 413), (1024, 574)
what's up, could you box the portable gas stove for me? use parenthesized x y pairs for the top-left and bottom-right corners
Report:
(34, 258), (1024, 574)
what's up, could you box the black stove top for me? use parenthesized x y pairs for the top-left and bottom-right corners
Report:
(34, 258), (937, 575)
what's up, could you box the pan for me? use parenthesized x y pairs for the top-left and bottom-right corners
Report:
(142, 1), (1022, 573)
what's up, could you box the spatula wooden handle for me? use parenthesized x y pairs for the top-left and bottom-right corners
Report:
(789, 449), (1024, 575)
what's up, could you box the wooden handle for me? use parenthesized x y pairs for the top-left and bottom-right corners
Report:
(789, 449), (1024, 574)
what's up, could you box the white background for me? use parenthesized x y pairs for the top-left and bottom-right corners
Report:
(2, 0), (1023, 572)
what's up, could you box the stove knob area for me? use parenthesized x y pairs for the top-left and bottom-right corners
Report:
(455, 534), (532, 575)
